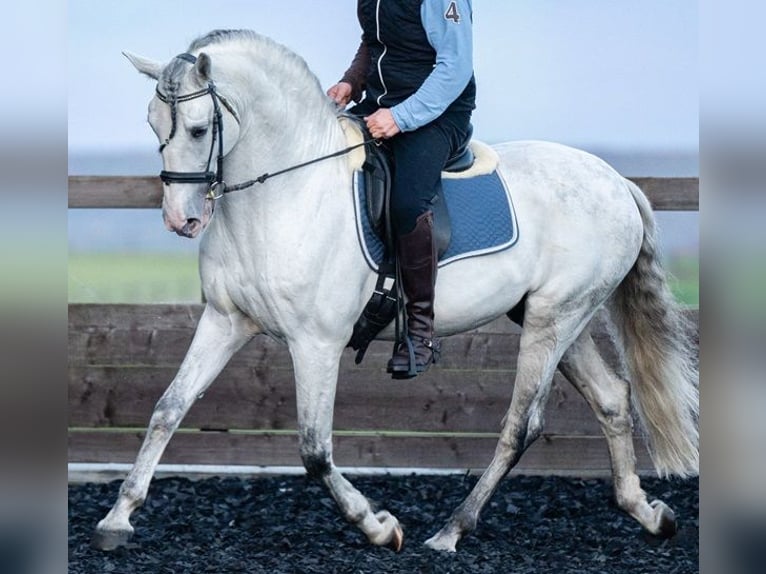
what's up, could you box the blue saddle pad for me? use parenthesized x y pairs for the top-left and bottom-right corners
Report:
(353, 169), (519, 270)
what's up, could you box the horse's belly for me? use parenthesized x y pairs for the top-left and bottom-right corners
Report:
(436, 248), (531, 335)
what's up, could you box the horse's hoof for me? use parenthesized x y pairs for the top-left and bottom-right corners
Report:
(650, 500), (677, 539)
(370, 510), (403, 551)
(91, 526), (134, 551)
(424, 529), (459, 553)
(389, 523), (404, 552)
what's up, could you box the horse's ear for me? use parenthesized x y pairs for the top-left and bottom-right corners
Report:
(123, 51), (163, 80)
(193, 52), (212, 82)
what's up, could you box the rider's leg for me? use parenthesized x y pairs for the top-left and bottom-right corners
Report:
(386, 111), (471, 378)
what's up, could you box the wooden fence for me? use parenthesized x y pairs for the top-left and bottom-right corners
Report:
(68, 175), (698, 475)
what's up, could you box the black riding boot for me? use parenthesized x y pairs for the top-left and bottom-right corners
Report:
(387, 211), (441, 378)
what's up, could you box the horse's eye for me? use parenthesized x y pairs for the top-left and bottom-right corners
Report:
(190, 126), (208, 139)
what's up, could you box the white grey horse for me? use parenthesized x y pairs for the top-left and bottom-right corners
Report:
(94, 30), (698, 553)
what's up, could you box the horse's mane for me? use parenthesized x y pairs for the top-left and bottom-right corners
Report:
(197, 30), (323, 94)
(160, 29), (331, 120)
(188, 29), (263, 52)
(158, 28), (342, 157)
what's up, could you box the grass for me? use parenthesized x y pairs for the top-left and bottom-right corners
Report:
(665, 255), (699, 308)
(68, 252), (699, 307)
(68, 253), (201, 304)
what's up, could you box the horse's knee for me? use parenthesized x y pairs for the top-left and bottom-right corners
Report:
(150, 397), (185, 434)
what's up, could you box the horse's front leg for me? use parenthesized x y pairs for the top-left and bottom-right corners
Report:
(92, 304), (258, 550)
(289, 336), (403, 550)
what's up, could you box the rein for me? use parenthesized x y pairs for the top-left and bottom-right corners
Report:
(156, 53), (376, 201)
(221, 137), (376, 194)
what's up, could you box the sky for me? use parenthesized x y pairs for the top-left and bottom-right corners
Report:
(66, 1), (699, 255)
(68, 0), (699, 159)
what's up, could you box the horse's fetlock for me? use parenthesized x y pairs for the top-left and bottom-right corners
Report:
(300, 449), (331, 479)
(299, 428), (333, 478)
(613, 475), (644, 511)
(118, 479), (145, 507)
(454, 511), (477, 534)
(451, 503), (478, 534)
(614, 491), (635, 511)
(346, 504), (370, 525)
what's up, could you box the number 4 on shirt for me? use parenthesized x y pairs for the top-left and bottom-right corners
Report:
(445, 1), (461, 23)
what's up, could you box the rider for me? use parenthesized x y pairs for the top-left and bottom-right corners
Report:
(328, 0), (476, 378)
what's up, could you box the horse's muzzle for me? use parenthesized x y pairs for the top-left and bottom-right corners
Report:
(163, 193), (213, 238)
(176, 218), (202, 238)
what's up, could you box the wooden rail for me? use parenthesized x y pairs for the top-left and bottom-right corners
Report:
(68, 174), (699, 474)
(69, 304), (697, 473)
(67, 175), (699, 210)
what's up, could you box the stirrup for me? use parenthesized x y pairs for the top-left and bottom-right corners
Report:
(387, 335), (441, 379)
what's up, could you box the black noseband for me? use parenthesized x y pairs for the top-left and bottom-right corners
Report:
(159, 169), (217, 185)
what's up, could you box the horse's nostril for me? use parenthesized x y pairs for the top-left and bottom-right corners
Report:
(180, 219), (202, 237)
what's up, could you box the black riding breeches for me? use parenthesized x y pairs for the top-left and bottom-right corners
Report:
(351, 103), (472, 235)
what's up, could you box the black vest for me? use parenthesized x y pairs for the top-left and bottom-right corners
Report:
(358, 0), (476, 114)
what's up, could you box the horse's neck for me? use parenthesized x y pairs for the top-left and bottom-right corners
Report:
(228, 54), (347, 185)
(202, 44), (356, 263)
(233, 105), (345, 184)
(213, 109), (352, 255)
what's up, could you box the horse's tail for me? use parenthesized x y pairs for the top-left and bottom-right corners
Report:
(609, 179), (699, 478)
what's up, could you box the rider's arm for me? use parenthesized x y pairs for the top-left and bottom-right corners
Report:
(339, 39), (369, 103)
(390, 0), (474, 132)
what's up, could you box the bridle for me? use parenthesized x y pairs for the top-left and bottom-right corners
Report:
(155, 52), (375, 201)
(155, 53), (239, 199)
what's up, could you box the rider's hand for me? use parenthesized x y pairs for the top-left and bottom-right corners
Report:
(364, 108), (401, 139)
(327, 82), (353, 107)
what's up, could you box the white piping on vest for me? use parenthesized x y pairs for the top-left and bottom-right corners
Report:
(375, 0), (389, 105)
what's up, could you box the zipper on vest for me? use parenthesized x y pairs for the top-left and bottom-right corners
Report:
(375, 0), (389, 106)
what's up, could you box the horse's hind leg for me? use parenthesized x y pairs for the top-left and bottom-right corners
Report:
(289, 336), (403, 550)
(558, 327), (677, 537)
(425, 304), (591, 552)
(92, 305), (258, 550)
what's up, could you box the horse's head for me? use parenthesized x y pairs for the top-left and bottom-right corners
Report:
(124, 51), (241, 238)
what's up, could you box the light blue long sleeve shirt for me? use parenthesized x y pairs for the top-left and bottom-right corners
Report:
(390, 0), (474, 132)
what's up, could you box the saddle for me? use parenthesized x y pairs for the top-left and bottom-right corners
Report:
(345, 115), (475, 364)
